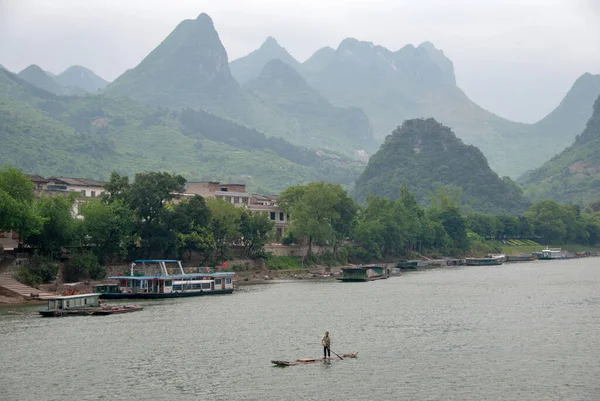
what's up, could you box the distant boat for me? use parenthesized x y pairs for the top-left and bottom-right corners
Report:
(396, 260), (431, 270)
(39, 293), (142, 317)
(338, 265), (390, 282)
(535, 248), (563, 260)
(506, 254), (534, 262)
(465, 255), (505, 266)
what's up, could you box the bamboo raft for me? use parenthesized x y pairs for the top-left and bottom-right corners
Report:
(271, 352), (358, 366)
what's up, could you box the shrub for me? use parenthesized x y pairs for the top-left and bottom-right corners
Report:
(13, 255), (59, 287)
(63, 251), (106, 282)
(265, 255), (303, 270)
(281, 232), (297, 245)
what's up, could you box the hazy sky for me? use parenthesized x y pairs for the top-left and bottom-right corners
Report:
(1, 0), (599, 123)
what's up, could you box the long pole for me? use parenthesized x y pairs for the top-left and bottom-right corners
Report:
(330, 349), (344, 360)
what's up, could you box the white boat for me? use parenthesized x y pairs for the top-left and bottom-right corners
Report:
(94, 260), (235, 299)
(537, 248), (563, 260)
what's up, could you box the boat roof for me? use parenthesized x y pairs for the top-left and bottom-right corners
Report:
(108, 272), (236, 280)
(134, 259), (182, 263)
(48, 293), (100, 300)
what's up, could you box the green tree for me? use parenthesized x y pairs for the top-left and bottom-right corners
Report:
(206, 199), (242, 261)
(239, 211), (275, 258)
(171, 195), (215, 261)
(101, 171), (130, 204)
(0, 166), (43, 238)
(127, 172), (186, 256)
(24, 194), (78, 257)
(525, 200), (568, 244)
(466, 212), (497, 239)
(176, 225), (215, 261)
(279, 182), (356, 257)
(80, 199), (135, 263)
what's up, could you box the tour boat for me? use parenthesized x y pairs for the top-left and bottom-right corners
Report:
(39, 293), (143, 317)
(95, 260), (235, 299)
(536, 248), (563, 260)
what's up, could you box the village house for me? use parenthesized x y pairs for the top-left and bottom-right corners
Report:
(46, 177), (105, 198)
(180, 181), (290, 240)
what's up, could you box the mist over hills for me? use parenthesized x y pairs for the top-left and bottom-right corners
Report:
(104, 13), (374, 156)
(55, 66), (109, 93)
(230, 37), (302, 84)
(17, 64), (109, 97)
(520, 94), (600, 204)
(3, 11), (600, 201)
(243, 59), (376, 153)
(0, 67), (362, 193)
(232, 36), (600, 178)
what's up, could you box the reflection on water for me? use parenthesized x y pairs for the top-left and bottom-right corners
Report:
(1, 259), (599, 401)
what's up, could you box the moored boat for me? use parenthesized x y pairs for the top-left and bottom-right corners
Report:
(39, 293), (143, 317)
(506, 254), (534, 262)
(465, 255), (505, 266)
(535, 248), (563, 260)
(95, 260), (235, 299)
(337, 265), (390, 282)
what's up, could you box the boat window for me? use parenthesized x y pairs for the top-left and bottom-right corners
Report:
(214, 279), (222, 284)
(67, 300), (70, 308)
(165, 281), (172, 286)
(202, 283), (211, 289)
(84, 298), (87, 305)
(225, 278), (232, 284)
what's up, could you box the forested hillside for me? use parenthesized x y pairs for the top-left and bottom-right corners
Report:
(104, 14), (374, 156)
(520, 94), (600, 204)
(354, 118), (530, 214)
(0, 68), (363, 193)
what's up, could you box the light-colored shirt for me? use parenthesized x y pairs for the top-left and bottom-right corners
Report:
(322, 335), (331, 348)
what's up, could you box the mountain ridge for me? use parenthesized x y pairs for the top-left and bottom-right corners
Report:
(519, 94), (600, 204)
(104, 14), (376, 156)
(56, 66), (109, 93)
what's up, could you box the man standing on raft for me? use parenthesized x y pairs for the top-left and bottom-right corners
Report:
(322, 331), (331, 359)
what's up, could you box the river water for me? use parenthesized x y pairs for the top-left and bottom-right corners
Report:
(1, 259), (599, 401)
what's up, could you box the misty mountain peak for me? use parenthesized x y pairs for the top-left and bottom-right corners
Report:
(56, 65), (109, 92)
(260, 36), (281, 50)
(303, 46), (336, 72)
(195, 12), (214, 27)
(230, 36), (300, 84)
(105, 12), (239, 108)
(20, 64), (45, 75)
(255, 59), (305, 86)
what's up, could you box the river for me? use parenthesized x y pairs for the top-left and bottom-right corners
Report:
(1, 259), (599, 401)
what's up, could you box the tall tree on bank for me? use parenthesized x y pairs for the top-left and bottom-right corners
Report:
(24, 194), (79, 257)
(127, 172), (186, 257)
(0, 166), (43, 240)
(172, 195), (215, 261)
(279, 182), (357, 257)
(79, 199), (136, 263)
(239, 211), (275, 258)
(206, 199), (242, 261)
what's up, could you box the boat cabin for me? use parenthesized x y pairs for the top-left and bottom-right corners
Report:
(539, 248), (563, 259)
(94, 284), (120, 294)
(46, 293), (100, 310)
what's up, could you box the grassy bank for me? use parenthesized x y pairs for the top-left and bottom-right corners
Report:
(496, 241), (600, 255)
